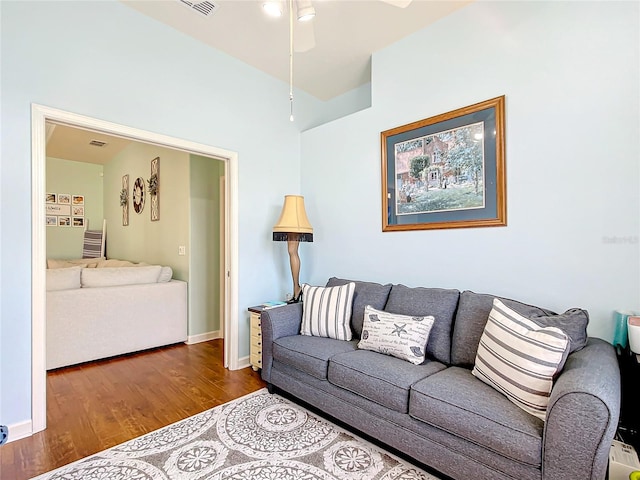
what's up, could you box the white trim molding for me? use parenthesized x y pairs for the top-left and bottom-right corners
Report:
(236, 355), (252, 370)
(31, 104), (240, 435)
(7, 420), (33, 444)
(186, 330), (223, 344)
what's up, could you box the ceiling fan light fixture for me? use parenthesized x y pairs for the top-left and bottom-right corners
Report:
(263, 0), (284, 17)
(296, 0), (315, 22)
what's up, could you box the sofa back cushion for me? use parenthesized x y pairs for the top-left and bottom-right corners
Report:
(384, 285), (460, 364)
(451, 291), (589, 367)
(326, 277), (392, 338)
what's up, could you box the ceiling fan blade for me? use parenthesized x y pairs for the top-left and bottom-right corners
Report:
(379, 0), (412, 8)
(294, 19), (315, 53)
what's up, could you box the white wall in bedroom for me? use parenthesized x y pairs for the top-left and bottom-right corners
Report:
(300, 0), (640, 342)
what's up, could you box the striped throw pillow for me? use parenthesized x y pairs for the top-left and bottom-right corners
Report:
(301, 283), (356, 341)
(472, 298), (570, 421)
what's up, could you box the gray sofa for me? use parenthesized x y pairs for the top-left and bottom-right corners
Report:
(260, 277), (620, 480)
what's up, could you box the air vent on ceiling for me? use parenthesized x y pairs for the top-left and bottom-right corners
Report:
(178, 0), (219, 17)
(89, 140), (108, 147)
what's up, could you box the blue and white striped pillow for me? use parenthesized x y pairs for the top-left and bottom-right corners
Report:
(301, 283), (355, 341)
(472, 298), (570, 421)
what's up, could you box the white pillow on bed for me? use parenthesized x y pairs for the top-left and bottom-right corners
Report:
(158, 266), (173, 282)
(46, 266), (82, 291)
(81, 265), (163, 288)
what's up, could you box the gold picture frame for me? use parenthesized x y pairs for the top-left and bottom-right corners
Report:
(381, 96), (506, 231)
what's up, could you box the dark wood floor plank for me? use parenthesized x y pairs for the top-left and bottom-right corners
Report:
(0, 339), (265, 480)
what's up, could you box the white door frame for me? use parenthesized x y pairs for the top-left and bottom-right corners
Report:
(31, 104), (240, 434)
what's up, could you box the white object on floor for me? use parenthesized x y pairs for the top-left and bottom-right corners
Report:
(609, 439), (640, 480)
(628, 316), (640, 354)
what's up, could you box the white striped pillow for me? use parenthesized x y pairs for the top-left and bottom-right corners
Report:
(301, 283), (356, 341)
(472, 298), (570, 421)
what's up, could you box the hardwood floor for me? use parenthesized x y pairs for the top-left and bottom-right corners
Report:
(0, 339), (265, 480)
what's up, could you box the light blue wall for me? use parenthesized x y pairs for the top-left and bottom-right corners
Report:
(301, 1), (640, 342)
(301, 82), (372, 131)
(0, 0), (309, 427)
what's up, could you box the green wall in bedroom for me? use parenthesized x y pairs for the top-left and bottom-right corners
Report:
(189, 155), (225, 336)
(103, 142), (190, 282)
(46, 157), (104, 259)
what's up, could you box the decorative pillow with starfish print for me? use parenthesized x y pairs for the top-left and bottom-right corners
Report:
(358, 305), (435, 365)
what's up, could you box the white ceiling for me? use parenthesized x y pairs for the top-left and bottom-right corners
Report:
(47, 123), (133, 165)
(122, 0), (473, 101)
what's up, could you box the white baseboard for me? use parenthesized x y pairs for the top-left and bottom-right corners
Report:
(7, 420), (33, 443)
(186, 330), (222, 345)
(237, 355), (251, 370)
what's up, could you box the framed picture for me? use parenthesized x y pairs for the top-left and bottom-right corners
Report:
(46, 216), (58, 227)
(58, 194), (71, 204)
(58, 216), (71, 227)
(46, 193), (57, 204)
(72, 205), (85, 216)
(381, 96), (506, 231)
(72, 217), (85, 228)
(72, 195), (85, 205)
(46, 204), (70, 216)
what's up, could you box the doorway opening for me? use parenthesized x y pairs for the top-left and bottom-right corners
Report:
(31, 104), (240, 435)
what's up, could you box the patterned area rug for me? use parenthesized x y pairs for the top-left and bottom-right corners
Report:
(31, 389), (441, 480)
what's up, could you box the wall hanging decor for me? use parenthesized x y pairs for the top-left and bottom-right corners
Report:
(133, 177), (145, 214)
(381, 96), (506, 231)
(121, 174), (129, 226)
(149, 156), (160, 221)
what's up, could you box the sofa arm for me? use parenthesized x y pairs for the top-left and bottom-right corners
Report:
(260, 303), (303, 383)
(542, 338), (620, 480)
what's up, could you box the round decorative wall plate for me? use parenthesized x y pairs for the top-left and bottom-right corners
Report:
(133, 177), (145, 214)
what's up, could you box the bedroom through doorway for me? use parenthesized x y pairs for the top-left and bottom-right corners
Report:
(31, 104), (240, 436)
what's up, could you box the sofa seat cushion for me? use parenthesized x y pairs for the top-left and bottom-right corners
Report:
(410, 367), (543, 466)
(384, 285), (460, 364)
(273, 335), (358, 380)
(328, 350), (446, 413)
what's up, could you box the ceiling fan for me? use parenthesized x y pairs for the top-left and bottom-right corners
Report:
(263, 0), (414, 53)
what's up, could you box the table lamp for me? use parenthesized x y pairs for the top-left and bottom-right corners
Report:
(273, 195), (313, 303)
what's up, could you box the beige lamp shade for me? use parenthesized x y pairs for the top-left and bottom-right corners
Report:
(273, 195), (313, 242)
